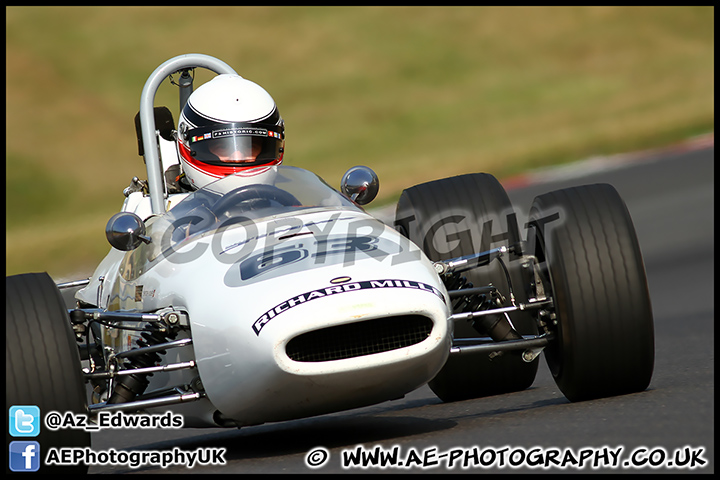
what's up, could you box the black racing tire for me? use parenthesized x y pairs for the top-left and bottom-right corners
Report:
(395, 173), (538, 402)
(527, 184), (655, 402)
(6, 272), (91, 473)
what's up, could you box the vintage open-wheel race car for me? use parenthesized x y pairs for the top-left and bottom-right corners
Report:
(6, 54), (654, 473)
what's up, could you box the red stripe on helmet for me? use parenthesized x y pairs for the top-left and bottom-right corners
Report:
(179, 142), (282, 178)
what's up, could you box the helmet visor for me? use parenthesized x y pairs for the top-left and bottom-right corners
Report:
(185, 125), (283, 167)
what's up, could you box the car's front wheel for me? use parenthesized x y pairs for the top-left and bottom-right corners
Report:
(395, 172), (539, 402)
(6, 272), (91, 473)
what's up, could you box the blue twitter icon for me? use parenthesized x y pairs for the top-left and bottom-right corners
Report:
(9, 406), (40, 437)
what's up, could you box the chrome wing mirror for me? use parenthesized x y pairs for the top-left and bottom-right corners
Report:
(105, 212), (151, 251)
(341, 166), (379, 205)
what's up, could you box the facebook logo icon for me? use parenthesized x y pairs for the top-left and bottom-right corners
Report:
(9, 405), (40, 437)
(9, 441), (41, 472)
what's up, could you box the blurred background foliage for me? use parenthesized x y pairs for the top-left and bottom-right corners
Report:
(6, 6), (714, 278)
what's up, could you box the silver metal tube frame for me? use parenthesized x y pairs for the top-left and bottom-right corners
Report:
(88, 391), (203, 413)
(139, 54), (238, 214)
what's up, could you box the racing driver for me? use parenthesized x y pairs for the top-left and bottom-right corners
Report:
(172, 74), (285, 192)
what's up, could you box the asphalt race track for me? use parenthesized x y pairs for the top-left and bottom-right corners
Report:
(88, 142), (714, 474)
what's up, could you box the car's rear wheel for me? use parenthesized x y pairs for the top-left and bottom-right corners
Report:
(6, 272), (91, 473)
(527, 184), (655, 402)
(395, 173), (538, 402)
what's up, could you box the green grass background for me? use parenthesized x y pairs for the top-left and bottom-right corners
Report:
(6, 6), (714, 279)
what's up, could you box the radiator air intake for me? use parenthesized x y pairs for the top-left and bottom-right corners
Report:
(286, 315), (434, 362)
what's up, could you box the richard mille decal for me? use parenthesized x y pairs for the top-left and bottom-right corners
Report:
(252, 279), (445, 335)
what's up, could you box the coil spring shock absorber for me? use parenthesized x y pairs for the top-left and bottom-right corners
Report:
(107, 327), (178, 404)
(446, 271), (522, 343)
(446, 272), (481, 312)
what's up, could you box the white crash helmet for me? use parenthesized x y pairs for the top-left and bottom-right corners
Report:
(177, 74), (285, 189)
